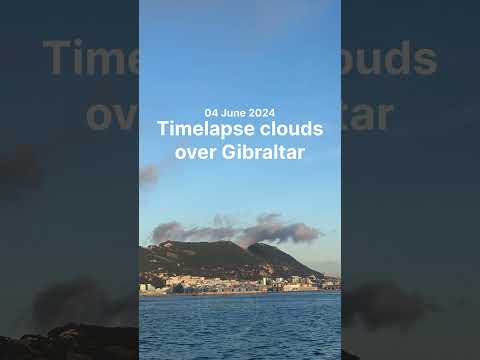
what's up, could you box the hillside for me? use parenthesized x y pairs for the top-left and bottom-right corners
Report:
(139, 241), (323, 280)
(248, 243), (322, 278)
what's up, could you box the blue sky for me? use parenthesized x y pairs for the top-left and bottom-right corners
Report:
(140, 0), (340, 273)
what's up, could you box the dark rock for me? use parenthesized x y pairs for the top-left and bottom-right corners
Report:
(342, 349), (360, 360)
(0, 324), (138, 360)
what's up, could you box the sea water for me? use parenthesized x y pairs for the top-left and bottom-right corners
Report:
(140, 291), (340, 360)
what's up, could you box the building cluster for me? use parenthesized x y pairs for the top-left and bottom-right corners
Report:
(139, 274), (341, 295)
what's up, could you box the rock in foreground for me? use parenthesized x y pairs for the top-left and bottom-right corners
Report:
(342, 349), (360, 360)
(0, 323), (137, 360)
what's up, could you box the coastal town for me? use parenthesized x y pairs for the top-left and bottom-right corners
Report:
(139, 273), (341, 296)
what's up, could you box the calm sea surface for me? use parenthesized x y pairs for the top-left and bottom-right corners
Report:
(140, 291), (340, 360)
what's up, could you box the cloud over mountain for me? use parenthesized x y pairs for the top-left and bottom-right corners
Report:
(151, 213), (322, 248)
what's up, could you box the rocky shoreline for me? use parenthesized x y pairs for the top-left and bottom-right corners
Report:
(0, 323), (137, 360)
(1, 322), (357, 360)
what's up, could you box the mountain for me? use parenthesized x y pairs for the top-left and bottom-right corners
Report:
(139, 241), (323, 280)
(248, 243), (322, 278)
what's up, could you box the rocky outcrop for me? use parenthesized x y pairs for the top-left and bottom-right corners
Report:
(342, 349), (360, 360)
(0, 323), (137, 360)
